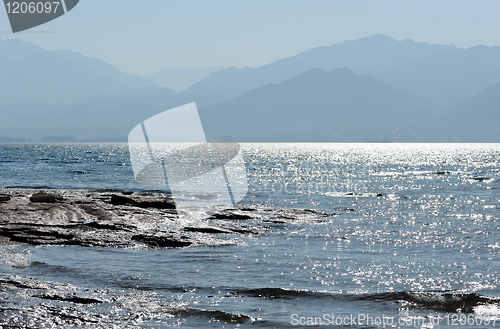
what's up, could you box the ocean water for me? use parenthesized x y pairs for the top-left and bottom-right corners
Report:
(1, 143), (500, 328)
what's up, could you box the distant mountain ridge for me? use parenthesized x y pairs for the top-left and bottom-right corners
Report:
(0, 39), (161, 104)
(185, 34), (462, 106)
(1, 35), (500, 142)
(150, 67), (225, 92)
(199, 67), (428, 142)
(437, 82), (500, 142)
(379, 45), (500, 109)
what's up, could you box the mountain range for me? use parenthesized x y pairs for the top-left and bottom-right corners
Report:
(200, 67), (428, 142)
(1, 34), (499, 142)
(0, 39), (163, 105)
(150, 67), (225, 93)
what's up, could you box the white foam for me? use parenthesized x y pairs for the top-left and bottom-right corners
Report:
(474, 304), (500, 316)
(0, 246), (31, 268)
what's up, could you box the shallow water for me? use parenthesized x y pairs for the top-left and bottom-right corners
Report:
(1, 143), (500, 328)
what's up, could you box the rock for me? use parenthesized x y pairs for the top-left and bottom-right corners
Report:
(110, 194), (138, 206)
(121, 190), (133, 195)
(0, 195), (11, 202)
(184, 226), (258, 235)
(208, 212), (252, 220)
(376, 193), (383, 197)
(35, 292), (103, 304)
(184, 227), (230, 234)
(0, 189), (262, 249)
(110, 194), (176, 210)
(132, 234), (191, 248)
(228, 228), (259, 235)
(139, 200), (176, 210)
(30, 192), (56, 203)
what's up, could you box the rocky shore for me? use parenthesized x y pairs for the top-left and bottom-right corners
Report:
(0, 189), (264, 249)
(0, 188), (340, 327)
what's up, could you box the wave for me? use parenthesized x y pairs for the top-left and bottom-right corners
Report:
(0, 246), (31, 268)
(4, 185), (54, 190)
(233, 288), (500, 313)
(400, 291), (500, 313)
(170, 308), (253, 324)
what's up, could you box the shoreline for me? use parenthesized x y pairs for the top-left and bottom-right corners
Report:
(0, 188), (262, 249)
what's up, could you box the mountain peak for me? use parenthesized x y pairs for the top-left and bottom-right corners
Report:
(0, 38), (43, 61)
(348, 33), (399, 45)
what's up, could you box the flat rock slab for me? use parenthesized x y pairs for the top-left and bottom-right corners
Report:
(0, 189), (262, 249)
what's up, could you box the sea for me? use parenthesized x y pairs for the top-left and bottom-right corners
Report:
(1, 143), (500, 328)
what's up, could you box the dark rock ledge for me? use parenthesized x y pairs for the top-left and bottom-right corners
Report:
(0, 274), (254, 327)
(0, 189), (261, 249)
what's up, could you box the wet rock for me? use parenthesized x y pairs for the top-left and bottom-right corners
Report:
(82, 220), (133, 231)
(0, 194), (11, 202)
(263, 219), (286, 224)
(132, 234), (191, 248)
(110, 194), (176, 210)
(172, 308), (252, 324)
(208, 212), (252, 220)
(139, 200), (176, 210)
(121, 190), (134, 195)
(0, 275), (113, 327)
(238, 207), (257, 212)
(109, 194), (137, 206)
(376, 193), (383, 197)
(0, 189), (263, 249)
(35, 292), (103, 304)
(184, 227), (230, 234)
(0, 273), (254, 327)
(30, 192), (56, 203)
(229, 228), (259, 235)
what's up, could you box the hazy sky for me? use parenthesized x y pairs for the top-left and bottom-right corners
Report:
(1, 0), (500, 76)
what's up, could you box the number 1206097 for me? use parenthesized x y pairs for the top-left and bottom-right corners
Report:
(5, 2), (60, 14)
(445, 314), (498, 326)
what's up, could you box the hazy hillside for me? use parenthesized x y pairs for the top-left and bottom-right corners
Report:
(450, 82), (500, 121)
(0, 87), (215, 141)
(438, 83), (500, 142)
(1, 36), (500, 142)
(0, 38), (43, 61)
(199, 68), (430, 142)
(380, 45), (500, 110)
(186, 34), (459, 105)
(0, 39), (159, 104)
(0, 68), (431, 142)
(150, 67), (225, 92)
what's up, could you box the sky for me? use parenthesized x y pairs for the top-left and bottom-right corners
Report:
(1, 0), (500, 76)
